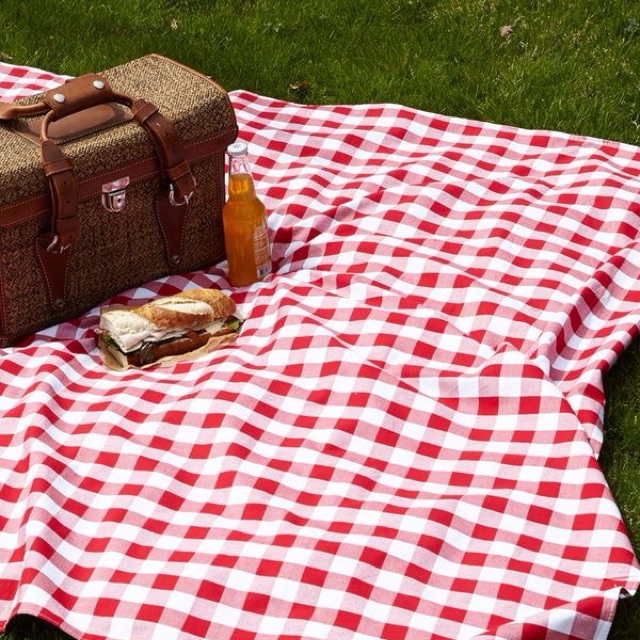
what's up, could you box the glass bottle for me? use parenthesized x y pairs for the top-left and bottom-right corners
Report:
(222, 142), (272, 287)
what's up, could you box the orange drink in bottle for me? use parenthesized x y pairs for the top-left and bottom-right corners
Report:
(222, 142), (272, 287)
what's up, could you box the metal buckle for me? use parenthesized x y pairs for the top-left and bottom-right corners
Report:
(168, 180), (195, 207)
(46, 235), (70, 254)
(101, 176), (130, 212)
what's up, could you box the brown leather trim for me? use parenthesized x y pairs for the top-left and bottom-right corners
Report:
(0, 126), (238, 226)
(155, 190), (186, 267)
(12, 103), (133, 146)
(0, 101), (49, 121)
(34, 234), (72, 311)
(41, 139), (79, 250)
(130, 98), (197, 203)
(44, 74), (114, 120)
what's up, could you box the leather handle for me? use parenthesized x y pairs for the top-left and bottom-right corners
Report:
(44, 74), (115, 119)
(0, 73), (113, 121)
(0, 101), (49, 120)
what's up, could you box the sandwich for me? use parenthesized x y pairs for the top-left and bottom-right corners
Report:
(96, 288), (243, 370)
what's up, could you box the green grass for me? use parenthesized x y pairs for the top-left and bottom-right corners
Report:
(3, 0), (640, 145)
(1, 0), (640, 637)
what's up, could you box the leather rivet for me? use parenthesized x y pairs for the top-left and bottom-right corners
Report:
(171, 254), (180, 265)
(93, 80), (105, 90)
(53, 93), (65, 104)
(53, 298), (65, 310)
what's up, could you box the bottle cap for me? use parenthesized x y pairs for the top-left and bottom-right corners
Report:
(227, 141), (248, 157)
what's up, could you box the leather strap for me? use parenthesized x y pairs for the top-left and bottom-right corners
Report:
(40, 137), (79, 252)
(130, 98), (196, 204)
(34, 235), (72, 312)
(0, 127), (237, 225)
(32, 135), (80, 311)
(155, 191), (187, 267)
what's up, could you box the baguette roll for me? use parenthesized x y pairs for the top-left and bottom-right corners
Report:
(96, 288), (242, 370)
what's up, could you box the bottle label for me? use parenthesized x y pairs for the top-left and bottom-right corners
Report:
(253, 220), (272, 279)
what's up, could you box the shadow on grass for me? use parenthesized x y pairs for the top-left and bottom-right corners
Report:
(611, 590), (640, 640)
(3, 616), (75, 640)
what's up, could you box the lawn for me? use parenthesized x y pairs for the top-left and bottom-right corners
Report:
(1, 0), (640, 638)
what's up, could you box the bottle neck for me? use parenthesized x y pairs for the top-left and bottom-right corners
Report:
(228, 172), (257, 198)
(227, 154), (257, 199)
(229, 154), (251, 177)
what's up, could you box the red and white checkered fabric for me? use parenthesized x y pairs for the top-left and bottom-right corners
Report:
(0, 61), (639, 640)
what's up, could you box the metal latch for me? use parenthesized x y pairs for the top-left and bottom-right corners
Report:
(101, 176), (130, 212)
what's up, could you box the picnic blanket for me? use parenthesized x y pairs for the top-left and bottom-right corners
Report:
(0, 60), (639, 640)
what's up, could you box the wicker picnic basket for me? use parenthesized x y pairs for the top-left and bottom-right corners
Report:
(0, 54), (237, 346)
